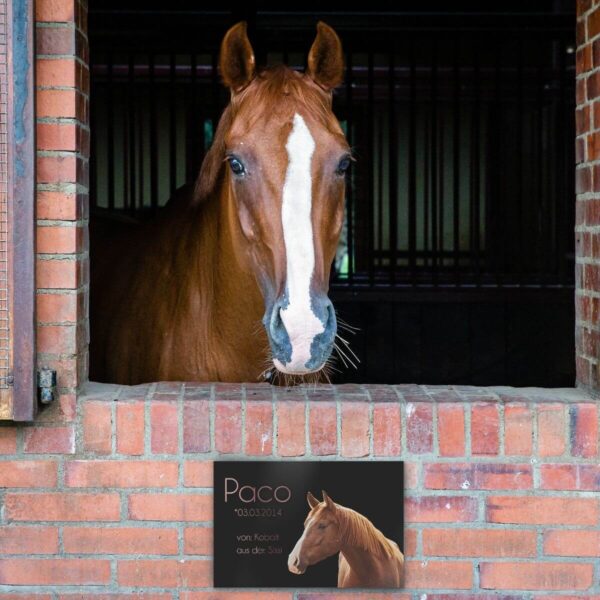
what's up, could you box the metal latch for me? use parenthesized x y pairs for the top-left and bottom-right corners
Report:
(37, 369), (57, 404)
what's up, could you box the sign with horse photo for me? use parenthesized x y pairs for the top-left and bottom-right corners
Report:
(213, 461), (404, 588)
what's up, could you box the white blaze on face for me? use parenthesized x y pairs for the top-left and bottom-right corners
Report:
(273, 113), (324, 374)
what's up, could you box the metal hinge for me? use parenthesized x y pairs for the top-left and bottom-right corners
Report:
(37, 369), (57, 404)
(2, 374), (14, 386)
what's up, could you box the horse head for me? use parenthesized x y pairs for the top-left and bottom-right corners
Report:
(199, 22), (350, 377)
(288, 490), (342, 575)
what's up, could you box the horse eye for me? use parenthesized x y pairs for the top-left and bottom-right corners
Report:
(228, 156), (245, 176)
(336, 156), (351, 175)
(318, 523), (328, 529)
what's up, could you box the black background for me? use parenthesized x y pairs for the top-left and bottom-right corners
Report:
(214, 461), (404, 588)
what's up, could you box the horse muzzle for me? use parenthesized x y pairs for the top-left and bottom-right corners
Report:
(265, 293), (337, 375)
(287, 552), (307, 575)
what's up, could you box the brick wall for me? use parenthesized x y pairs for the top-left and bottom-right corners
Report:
(577, 0), (600, 393)
(35, 0), (89, 409)
(0, 383), (598, 597)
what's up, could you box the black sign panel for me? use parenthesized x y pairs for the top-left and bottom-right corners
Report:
(213, 461), (404, 588)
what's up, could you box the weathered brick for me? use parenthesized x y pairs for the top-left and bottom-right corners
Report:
(245, 401), (273, 456)
(276, 401), (305, 456)
(405, 560), (472, 589)
(37, 58), (77, 87)
(504, 404), (533, 455)
(570, 403), (598, 457)
(83, 402), (112, 454)
(129, 493), (212, 521)
(0, 427), (17, 454)
(37, 225), (81, 254)
(373, 403), (401, 456)
(36, 0), (75, 22)
(117, 403), (145, 455)
(37, 258), (78, 289)
(486, 496), (598, 525)
(215, 401), (241, 454)
(37, 190), (80, 220)
(37, 292), (78, 323)
(309, 402), (337, 455)
(37, 323), (76, 354)
(406, 403), (433, 454)
(24, 426), (75, 454)
(151, 402), (179, 454)
(0, 461), (57, 488)
(480, 562), (593, 590)
(471, 404), (499, 455)
(63, 527), (179, 555)
(183, 527), (213, 555)
(544, 530), (600, 556)
(424, 463), (532, 490)
(183, 594), (292, 600)
(184, 461), (213, 487)
(437, 403), (465, 457)
(0, 559), (111, 585)
(423, 528), (537, 557)
(65, 461), (179, 488)
(341, 402), (369, 457)
(117, 559), (212, 587)
(405, 496), (478, 523)
(0, 526), (59, 554)
(538, 404), (567, 456)
(4, 493), (120, 521)
(183, 400), (210, 453)
(541, 463), (600, 491)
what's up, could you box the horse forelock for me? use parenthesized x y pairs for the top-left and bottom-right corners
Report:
(194, 64), (345, 203)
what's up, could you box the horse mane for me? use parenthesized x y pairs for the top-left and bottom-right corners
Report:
(335, 504), (398, 558)
(194, 64), (345, 203)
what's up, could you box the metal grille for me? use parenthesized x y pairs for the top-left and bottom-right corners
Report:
(0, 0), (11, 416)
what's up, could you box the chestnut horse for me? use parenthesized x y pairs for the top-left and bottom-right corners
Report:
(90, 22), (354, 384)
(288, 491), (404, 588)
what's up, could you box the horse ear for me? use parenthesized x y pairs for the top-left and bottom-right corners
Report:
(219, 21), (256, 93)
(322, 490), (335, 510)
(307, 491), (319, 509)
(306, 21), (344, 91)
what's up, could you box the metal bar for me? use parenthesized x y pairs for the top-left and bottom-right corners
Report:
(107, 52), (115, 211)
(388, 45), (397, 284)
(556, 35), (567, 285)
(169, 53), (177, 195)
(123, 61), (130, 212)
(150, 53), (159, 212)
(430, 40), (438, 285)
(516, 36), (524, 286)
(188, 52), (198, 183)
(367, 51), (375, 287)
(472, 43), (481, 285)
(128, 54), (136, 214)
(138, 59), (145, 211)
(452, 38), (460, 286)
(408, 37), (417, 285)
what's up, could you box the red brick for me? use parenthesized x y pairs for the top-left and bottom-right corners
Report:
(424, 463), (532, 490)
(36, 0), (75, 21)
(541, 464), (600, 491)
(184, 527), (212, 555)
(296, 594), (409, 600)
(245, 401), (273, 455)
(0, 559), (110, 585)
(129, 493), (212, 521)
(0, 595), (53, 600)
(423, 528), (536, 557)
(406, 402), (433, 454)
(309, 402), (337, 455)
(405, 560), (472, 589)
(37, 190), (79, 220)
(590, 7), (600, 38)
(37, 225), (80, 254)
(37, 324), (76, 354)
(276, 401), (305, 456)
(37, 26), (75, 56)
(117, 403), (145, 455)
(63, 527), (179, 555)
(151, 402), (178, 454)
(570, 403), (598, 457)
(4, 493), (120, 521)
(37, 123), (78, 152)
(577, 105), (591, 135)
(471, 404), (499, 455)
(544, 530), (600, 556)
(404, 462), (419, 489)
(215, 401), (241, 454)
(83, 402), (112, 454)
(57, 595), (172, 600)
(437, 403), (465, 456)
(0, 526), (59, 554)
(65, 460), (178, 488)
(37, 293), (77, 323)
(576, 165), (592, 193)
(183, 400), (210, 453)
(538, 404), (567, 456)
(373, 403), (401, 456)
(504, 405), (533, 455)
(341, 402), (369, 457)
(23, 425), (75, 454)
(480, 561), (593, 591)
(486, 496), (598, 525)
(405, 496), (478, 523)
(37, 89), (77, 119)
(184, 461), (213, 487)
(117, 559), (211, 587)
(37, 154), (78, 184)
(37, 58), (77, 87)
(0, 427), (18, 454)
(0, 461), (57, 487)
(183, 595), (293, 600)
(36, 258), (78, 289)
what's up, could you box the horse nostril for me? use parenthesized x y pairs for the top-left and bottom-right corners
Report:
(269, 303), (284, 339)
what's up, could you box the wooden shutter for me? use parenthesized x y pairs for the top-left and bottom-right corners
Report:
(0, 0), (35, 421)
